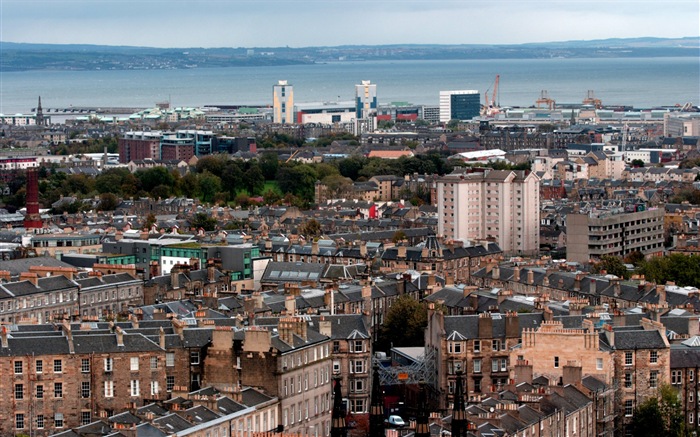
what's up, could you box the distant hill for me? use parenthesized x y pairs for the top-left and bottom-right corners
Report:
(1, 37), (697, 72)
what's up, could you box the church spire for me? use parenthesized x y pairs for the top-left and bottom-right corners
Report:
(36, 96), (44, 126)
(330, 377), (347, 437)
(369, 364), (385, 437)
(451, 371), (469, 437)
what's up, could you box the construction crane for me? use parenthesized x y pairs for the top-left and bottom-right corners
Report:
(285, 149), (300, 163)
(481, 74), (501, 117)
(582, 90), (603, 109)
(536, 90), (556, 110)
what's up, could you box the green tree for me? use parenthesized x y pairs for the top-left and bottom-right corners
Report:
(189, 212), (218, 232)
(638, 254), (700, 288)
(198, 171), (223, 203)
(276, 163), (318, 202)
(196, 154), (228, 177)
(591, 255), (630, 279)
(631, 159), (645, 168)
(136, 167), (174, 194)
(392, 231), (407, 244)
(376, 294), (427, 351)
(259, 152), (280, 180)
(244, 164), (265, 195)
(97, 192), (119, 211)
(221, 161), (244, 196)
(631, 384), (686, 437)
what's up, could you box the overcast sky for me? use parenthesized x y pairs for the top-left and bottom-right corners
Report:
(1, 0), (698, 48)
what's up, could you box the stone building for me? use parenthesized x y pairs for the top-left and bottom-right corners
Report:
(0, 323), (167, 436)
(235, 317), (333, 436)
(425, 308), (545, 409)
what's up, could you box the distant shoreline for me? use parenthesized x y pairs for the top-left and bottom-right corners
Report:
(1, 38), (698, 72)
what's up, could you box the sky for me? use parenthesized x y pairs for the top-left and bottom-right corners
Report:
(0, 0), (698, 48)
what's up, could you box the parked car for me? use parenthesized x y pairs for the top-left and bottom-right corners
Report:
(385, 415), (406, 428)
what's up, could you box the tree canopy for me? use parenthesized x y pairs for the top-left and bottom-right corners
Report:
(631, 385), (685, 437)
(637, 254), (700, 288)
(376, 294), (427, 352)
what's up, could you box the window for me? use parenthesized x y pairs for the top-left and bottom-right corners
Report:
(55, 413), (64, 428)
(15, 384), (24, 400)
(16, 413), (25, 430)
(625, 373), (632, 388)
(351, 399), (366, 414)
(35, 359), (43, 373)
(290, 405), (295, 424)
(350, 379), (365, 393)
(596, 358), (603, 370)
(81, 358), (90, 373)
(650, 371), (659, 388)
(37, 414), (44, 429)
(104, 357), (113, 372)
(690, 391), (695, 404)
(625, 351), (633, 366)
(554, 356), (559, 368)
(104, 381), (114, 398)
(473, 359), (482, 373)
(333, 341), (340, 353)
(351, 360), (366, 374)
(352, 340), (364, 353)
(151, 356), (158, 369)
(54, 382), (63, 398)
(130, 357), (139, 371)
(473, 340), (481, 353)
(493, 340), (501, 351)
(166, 352), (175, 367)
(130, 380), (140, 397)
(14, 360), (23, 374)
(53, 359), (62, 373)
(333, 360), (340, 374)
(449, 342), (462, 354)
(36, 385), (44, 399)
(691, 370), (695, 382)
(650, 350), (658, 364)
(167, 376), (175, 392)
(492, 358), (508, 372)
(81, 411), (91, 425)
(190, 351), (200, 365)
(151, 381), (159, 396)
(81, 381), (91, 398)
(672, 370), (682, 385)
(625, 400), (634, 417)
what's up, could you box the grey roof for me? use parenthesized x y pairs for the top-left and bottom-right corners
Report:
(0, 256), (77, 276)
(607, 327), (668, 350)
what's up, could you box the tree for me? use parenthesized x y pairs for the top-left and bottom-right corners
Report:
(97, 192), (119, 211)
(631, 159), (645, 168)
(637, 254), (700, 288)
(590, 255), (630, 279)
(189, 212), (218, 232)
(197, 171), (222, 203)
(376, 294), (427, 352)
(244, 164), (265, 195)
(299, 219), (322, 238)
(259, 152), (280, 180)
(631, 385), (686, 437)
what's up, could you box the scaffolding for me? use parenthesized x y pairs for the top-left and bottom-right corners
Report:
(374, 347), (437, 388)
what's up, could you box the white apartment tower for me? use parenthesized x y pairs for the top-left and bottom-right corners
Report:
(355, 80), (377, 119)
(273, 80), (294, 124)
(437, 169), (540, 255)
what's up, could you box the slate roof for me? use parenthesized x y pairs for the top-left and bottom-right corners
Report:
(442, 313), (544, 339)
(603, 326), (668, 350)
(241, 387), (274, 406)
(0, 256), (76, 276)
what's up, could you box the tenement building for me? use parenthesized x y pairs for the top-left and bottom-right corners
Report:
(437, 169), (540, 256)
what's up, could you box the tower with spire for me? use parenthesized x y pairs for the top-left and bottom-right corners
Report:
(369, 364), (385, 437)
(330, 378), (347, 437)
(451, 371), (470, 437)
(36, 96), (44, 127)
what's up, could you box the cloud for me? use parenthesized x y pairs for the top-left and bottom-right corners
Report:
(1, 0), (698, 47)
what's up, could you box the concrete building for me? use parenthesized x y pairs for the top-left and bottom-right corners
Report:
(439, 90), (480, 123)
(437, 169), (540, 256)
(566, 208), (664, 263)
(664, 112), (700, 137)
(273, 80), (294, 124)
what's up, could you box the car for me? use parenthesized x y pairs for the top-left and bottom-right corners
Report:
(385, 415), (406, 428)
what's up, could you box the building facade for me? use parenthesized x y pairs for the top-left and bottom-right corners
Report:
(437, 169), (540, 256)
(273, 80), (294, 124)
(355, 80), (377, 119)
(566, 208), (665, 263)
(439, 90), (480, 123)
